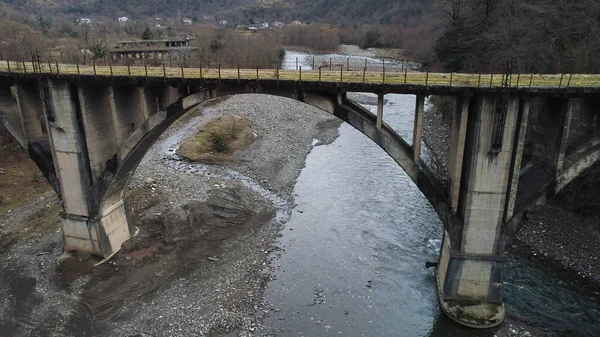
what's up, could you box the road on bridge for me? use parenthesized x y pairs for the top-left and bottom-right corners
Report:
(1, 60), (600, 90)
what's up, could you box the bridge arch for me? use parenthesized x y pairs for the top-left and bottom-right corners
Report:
(0, 77), (451, 265)
(100, 86), (450, 249)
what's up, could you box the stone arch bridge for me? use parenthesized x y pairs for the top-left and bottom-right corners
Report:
(1, 61), (599, 328)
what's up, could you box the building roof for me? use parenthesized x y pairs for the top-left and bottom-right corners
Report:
(116, 38), (189, 44)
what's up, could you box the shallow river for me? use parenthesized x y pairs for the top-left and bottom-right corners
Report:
(258, 51), (600, 336)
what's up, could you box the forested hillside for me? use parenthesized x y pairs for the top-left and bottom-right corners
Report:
(434, 0), (600, 73)
(1, 0), (434, 25)
(1, 0), (599, 74)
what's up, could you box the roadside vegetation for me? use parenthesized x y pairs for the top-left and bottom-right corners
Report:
(178, 115), (254, 164)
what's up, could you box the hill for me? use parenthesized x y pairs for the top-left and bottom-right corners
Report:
(1, 0), (435, 26)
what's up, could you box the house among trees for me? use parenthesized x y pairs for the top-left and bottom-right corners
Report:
(78, 18), (92, 25)
(108, 37), (197, 62)
(118, 17), (129, 24)
(182, 18), (192, 24)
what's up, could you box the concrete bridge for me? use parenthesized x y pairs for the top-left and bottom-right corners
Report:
(1, 60), (599, 329)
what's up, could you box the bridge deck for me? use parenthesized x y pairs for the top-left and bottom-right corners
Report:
(1, 61), (599, 95)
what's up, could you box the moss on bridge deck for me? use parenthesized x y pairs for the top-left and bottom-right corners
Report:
(1, 61), (600, 89)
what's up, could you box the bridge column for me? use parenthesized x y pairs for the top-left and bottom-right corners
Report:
(41, 79), (133, 258)
(438, 94), (523, 328)
(376, 94), (384, 129)
(413, 95), (425, 164)
(505, 99), (531, 220)
(40, 80), (96, 253)
(448, 95), (471, 210)
(554, 98), (576, 174)
(0, 85), (27, 148)
(15, 82), (47, 141)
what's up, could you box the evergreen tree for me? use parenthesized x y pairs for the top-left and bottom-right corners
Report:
(141, 27), (153, 40)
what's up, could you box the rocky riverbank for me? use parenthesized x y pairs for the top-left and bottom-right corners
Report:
(0, 94), (340, 337)
(516, 194), (600, 287)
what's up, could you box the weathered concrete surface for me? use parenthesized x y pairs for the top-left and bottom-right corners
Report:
(0, 86), (27, 148)
(505, 99), (531, 221)
(78, 84), (118, 180)
(448, 95), (470, 210)
(566, 98), (600, 152)
(14, 82), (46, 142)
(413, 95), (424, 164)
(440, 95), (522, 328)
(557, 141), (600, 192)
(44, 80), (91, 217)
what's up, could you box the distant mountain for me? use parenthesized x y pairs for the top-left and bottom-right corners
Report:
(4, 0), (435, 26)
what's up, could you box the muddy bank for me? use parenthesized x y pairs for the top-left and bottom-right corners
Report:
(0, 94), (340, 337)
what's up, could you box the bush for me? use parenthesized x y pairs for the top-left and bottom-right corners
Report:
(362, 28), (381, 49)
(178, 115), (254, 163)
(209, 132), (230, 153)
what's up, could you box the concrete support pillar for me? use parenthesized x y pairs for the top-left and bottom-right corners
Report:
(376, 94), (384, 129)
(139, 87), (149, 120)
(413, 95), (425, 165)
(15, 82), (46, 141)
(110, 85), (146, 146)
(77, 85), (118, 179)
(43, 79), (131, 258)
(438, 94), (521, 328)
(0, 85), (27, 148)
(42, 81), (92, 217)
(554, 98), (575, 174)
(158, 86), (180, 110)
(142, 86), (161, 116)
(448, 95), (471, 211)
(505, 99), (531, 221)
(40, 80), (97, 253)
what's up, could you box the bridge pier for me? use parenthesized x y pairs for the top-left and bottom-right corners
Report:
(438, 94), (525, 328)
(554, 98), (576, 174)
(413, 95), (425, 164)
(376, 94), (384, 129)
(0, 86), (27, 147)
(15, 82), (47, 141)
(448, 95), (471, 210)
(37, 79), (132, 257)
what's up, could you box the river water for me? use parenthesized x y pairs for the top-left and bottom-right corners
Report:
(258, 51), (600, 336)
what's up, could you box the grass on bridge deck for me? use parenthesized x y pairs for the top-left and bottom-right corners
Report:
(1, 61), (600, 89)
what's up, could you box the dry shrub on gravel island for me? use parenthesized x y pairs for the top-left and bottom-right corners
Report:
(178, 115), (254, 164)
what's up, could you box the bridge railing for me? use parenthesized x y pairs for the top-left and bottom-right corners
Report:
(1, 60), (599, 89)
